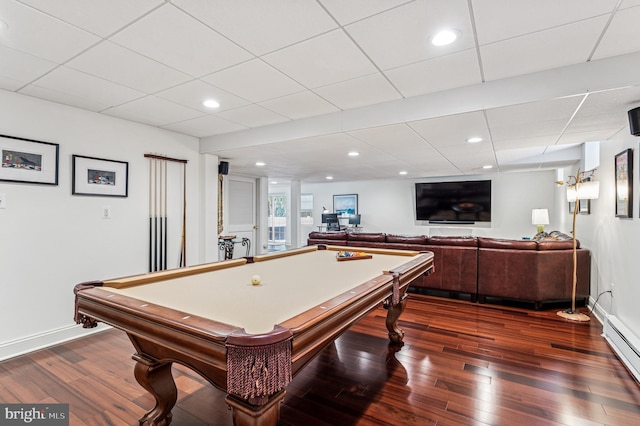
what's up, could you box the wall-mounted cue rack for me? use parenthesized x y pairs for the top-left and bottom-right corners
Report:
(144, 153), (188, 271)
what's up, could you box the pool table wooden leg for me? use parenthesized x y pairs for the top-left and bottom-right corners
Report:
(225, 390), (286, 426)
(133, 354), (177, 426)
(384, 295), (407, 344)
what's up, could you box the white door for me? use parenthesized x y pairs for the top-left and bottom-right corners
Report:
(222, 176), (256, 259)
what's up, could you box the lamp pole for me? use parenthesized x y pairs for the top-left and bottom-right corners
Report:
(557, 169), (591, 322)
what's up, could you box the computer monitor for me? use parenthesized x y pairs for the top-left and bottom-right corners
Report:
(321, 213), (338, 224)
(348, 214), (361, 226)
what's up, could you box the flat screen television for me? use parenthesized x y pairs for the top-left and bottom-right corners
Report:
(415, 180), (491, 224)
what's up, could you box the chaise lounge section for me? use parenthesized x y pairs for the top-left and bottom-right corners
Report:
(307, 231), (590, 309)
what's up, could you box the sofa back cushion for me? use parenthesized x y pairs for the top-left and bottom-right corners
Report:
(478, 237), (537, 250)
(308, 231), (347, 240)
(385, 234), (427, 245)
(347, 232), (386, 243)
(427, 236), (477, 247)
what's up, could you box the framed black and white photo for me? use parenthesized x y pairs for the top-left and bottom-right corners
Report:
(72, 155), (128, 197)
(0, 134), (59, 185)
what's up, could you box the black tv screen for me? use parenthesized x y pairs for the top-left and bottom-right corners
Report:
(415, 180), (491, 223)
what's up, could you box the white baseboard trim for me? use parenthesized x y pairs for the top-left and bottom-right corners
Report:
(0, 323), (111, 362)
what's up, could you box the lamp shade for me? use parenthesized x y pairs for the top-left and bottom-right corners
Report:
(532, 208), (549, 225)
(576, 180), (600, 200)
(566, 180), (599, 201)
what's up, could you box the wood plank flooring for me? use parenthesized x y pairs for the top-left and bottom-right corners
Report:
(1, 294), (639, 425)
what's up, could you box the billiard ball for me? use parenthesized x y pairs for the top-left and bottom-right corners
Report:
(251, 275), (261, 285)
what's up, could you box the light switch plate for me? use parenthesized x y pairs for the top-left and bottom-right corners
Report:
(102, 206), (111, 219)
(0, 193), (6, 209)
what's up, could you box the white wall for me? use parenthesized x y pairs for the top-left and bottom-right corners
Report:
(302, 170), (558, 239)
(583, 130), (640, 337)
(0, 90), (212, 357)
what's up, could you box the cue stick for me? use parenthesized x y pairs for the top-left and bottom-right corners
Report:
(154, 158), (158, 272)
(148, 157), (152, 272)
(158, 160), (164, 271)
(163, 160), (168, 270)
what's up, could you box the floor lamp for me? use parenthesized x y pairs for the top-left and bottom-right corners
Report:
(557, 169), (599, 322)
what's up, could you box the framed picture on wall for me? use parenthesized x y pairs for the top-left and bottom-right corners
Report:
(0, 134), (59, 185)
(333, 194), (358, 217)
(72, 155), (129, 197)
(614, 148), (633, 218)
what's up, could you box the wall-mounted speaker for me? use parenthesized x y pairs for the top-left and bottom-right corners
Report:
(218, 161), (229, 175)
(628, 107), (640, 136)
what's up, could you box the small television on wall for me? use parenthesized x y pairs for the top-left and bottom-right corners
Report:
(415, 180), (491, 224)
(348, 214), (361, 226)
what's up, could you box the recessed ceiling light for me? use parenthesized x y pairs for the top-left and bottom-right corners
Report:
(483, 165), (493, 169)
(467, 137), (483, 143)
(326, 176), (333, 180)
(255, 161), (266, 166)
(347, 151), (359, 157)
(399, 171), (408, 175)
(203, 99), (220, 109)
(271, 181), (278, 185)
(431, 29), (459, 46)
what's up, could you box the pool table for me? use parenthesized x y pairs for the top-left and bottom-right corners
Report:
(74, 245), (433, 426)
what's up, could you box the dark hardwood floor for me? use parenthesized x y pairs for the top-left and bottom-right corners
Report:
(1, 294), (639, 425)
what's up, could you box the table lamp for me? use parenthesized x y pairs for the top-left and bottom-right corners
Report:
(531, 209), (549, 234)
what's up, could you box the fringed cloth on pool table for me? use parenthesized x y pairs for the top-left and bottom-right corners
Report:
(226, 326), (293, 400)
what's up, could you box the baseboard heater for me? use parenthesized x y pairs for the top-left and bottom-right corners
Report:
(603, 315), (640, 383)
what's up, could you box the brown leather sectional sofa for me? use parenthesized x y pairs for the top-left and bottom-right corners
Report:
(307, 231), (590, 309)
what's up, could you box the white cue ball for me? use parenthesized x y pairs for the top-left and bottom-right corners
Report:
(251, 275), (261, 285)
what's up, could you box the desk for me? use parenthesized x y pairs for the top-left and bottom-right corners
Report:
(218, 235), (251, 259)
(74, 245), (433, 426)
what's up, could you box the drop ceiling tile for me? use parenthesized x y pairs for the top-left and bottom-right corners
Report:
(0, 0), (100, 62)
(314, 73), (401, 110)
(481, 16), (609, 81)
(262, 29), (378, 89)
(110, 3), (252, 77)
(20, 66), (145, 110)
(592, 6), (640, 60)
(19, 84), (110, 112)
(259, 91), (340, 120)
(348, 123), (432, 151)
(202, 59), (305, 103)
(408, 111), (490, 148)
(345, 0), (475, 70)
(472, 0), (618, 45)
(103, 95), (204, 126)
(66, 41), (192, 94)
(162, 114), (247, 138)
(173, 0), (337, 56)
(486, 97), (581, 127)
(492, 135), (560, 150)
(215, 104), (289, 128)
(385, 49), (481, 98)
(319, 0), (411, 25)
(155, 79), (249, 113)
(0, 44), (57, 90)
(18, 0), (164, 37)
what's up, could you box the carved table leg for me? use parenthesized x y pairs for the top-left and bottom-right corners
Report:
(384, 295), (407, 344)
(225, 390), (286, 426)
(133, 354), (177, 426)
